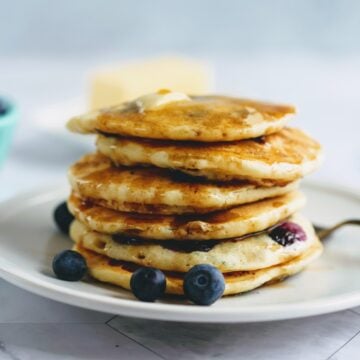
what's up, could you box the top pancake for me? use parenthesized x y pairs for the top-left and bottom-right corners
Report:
(67, 95), (295, 142)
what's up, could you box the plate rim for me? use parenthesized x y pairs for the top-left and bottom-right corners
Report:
(0, 180), (359, 323)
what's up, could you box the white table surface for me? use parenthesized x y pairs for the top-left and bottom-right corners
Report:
(0, 56), (359, 359)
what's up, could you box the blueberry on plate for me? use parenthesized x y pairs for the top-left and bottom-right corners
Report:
(269, 221), (307, 247)
(130, 267), (166, 302)
(54, 201), (74, 235)
(0, 99), (8, 116)
(52, 250), (87, 281)
(183, 264), (225, 305)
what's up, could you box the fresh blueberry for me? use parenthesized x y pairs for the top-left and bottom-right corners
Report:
(183, 264), (225, 305)
(52, 250), (87, 281)
(0, 99), (8, 116)
(269, 222), (307, 246)
(130, 267), (166, 302)
(54, 201), (74, 235)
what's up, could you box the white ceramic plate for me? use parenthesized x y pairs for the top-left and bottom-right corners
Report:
(33, 99), (94, 148)
(0, 182), (359, 323)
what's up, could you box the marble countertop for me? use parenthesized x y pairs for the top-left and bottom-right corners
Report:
(0, 56), (359, 359)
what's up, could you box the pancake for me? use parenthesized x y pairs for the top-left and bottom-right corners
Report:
(97, 127), (322, 184)
(67, 191), (305, 240)
(73, 237), (323, 296)
(67, 95), (295, 142)
(70, 213), (317, 273)
(69, 153), (299, 215)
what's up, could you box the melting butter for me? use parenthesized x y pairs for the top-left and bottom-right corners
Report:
(134, 89), (191, 111)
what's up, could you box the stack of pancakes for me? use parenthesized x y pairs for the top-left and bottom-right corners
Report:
(66, 93), (323, 297)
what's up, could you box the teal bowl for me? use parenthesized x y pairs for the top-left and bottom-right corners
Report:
(0, 99), (19, 168)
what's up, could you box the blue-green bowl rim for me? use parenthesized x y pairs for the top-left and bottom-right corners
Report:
(0, 98), (19, 127)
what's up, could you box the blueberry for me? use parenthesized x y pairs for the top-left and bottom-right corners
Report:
(183, 264), (225, 305)
(54, 201), (74, 235)
(130, 267), (166, 302)
(269, 221), (307, 246)
(52, 250), (87, 281)
(0, 99), (8, 116)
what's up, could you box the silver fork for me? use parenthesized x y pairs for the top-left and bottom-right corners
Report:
(315, 219), (360, 240)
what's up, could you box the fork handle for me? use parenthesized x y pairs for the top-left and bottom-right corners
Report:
(317, 219), (360, 240)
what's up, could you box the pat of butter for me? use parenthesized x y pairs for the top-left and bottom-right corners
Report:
(89, 56), (213, 110)
(135, 90), (191, 111)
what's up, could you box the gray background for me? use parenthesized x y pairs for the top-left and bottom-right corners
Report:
(2, 0), (360, 58)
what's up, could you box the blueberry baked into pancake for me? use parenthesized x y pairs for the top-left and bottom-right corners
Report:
(53, 90), (323, 305)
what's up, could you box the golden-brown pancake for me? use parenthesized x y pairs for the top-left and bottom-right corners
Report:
(73, 237), (323, 296)
(70, 213), (317, 273)
(67, 95), (295, 142)
(67, 191), (306, 240)
(68, 153), (299, 214)
(97, 127), (322, 184)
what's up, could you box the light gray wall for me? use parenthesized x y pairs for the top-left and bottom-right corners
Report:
(1, 0), (360, 57)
